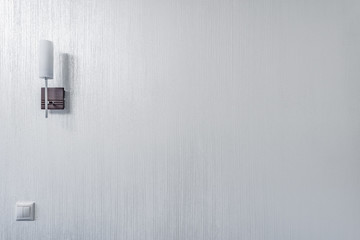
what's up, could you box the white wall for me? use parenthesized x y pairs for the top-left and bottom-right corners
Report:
(1, 0), (360, 239)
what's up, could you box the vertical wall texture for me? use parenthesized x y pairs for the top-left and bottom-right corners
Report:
(1, 0), (360, 239)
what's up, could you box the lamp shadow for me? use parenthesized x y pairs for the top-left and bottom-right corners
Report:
(52, 53), (74, 115)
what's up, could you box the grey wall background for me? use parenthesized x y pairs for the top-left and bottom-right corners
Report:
(1, 0), (360, 239)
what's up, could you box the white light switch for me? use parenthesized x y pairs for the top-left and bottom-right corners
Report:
(15, 202), (35, 221)
(16, 207), (23, 219)
(23, 207), (30, 217)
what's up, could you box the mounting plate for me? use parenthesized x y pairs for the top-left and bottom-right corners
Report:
(41, 87), (65, 110)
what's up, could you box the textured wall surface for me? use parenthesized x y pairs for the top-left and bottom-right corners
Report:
(1, 0), (360, 239)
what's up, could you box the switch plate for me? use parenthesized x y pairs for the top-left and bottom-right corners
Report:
(15, 202), (35, 221)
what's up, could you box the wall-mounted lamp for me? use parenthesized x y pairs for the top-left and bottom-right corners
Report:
(39, 40), (65, 118)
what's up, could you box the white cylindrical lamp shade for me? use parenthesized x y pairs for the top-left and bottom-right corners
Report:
(39, 40), (54, 79)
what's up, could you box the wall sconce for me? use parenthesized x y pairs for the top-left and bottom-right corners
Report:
(39, 40), (65, 118)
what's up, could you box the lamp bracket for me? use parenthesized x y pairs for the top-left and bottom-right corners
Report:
(41, 88), (65, 110)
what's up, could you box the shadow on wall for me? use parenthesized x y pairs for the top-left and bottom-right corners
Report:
(52, 53), (74, 115)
